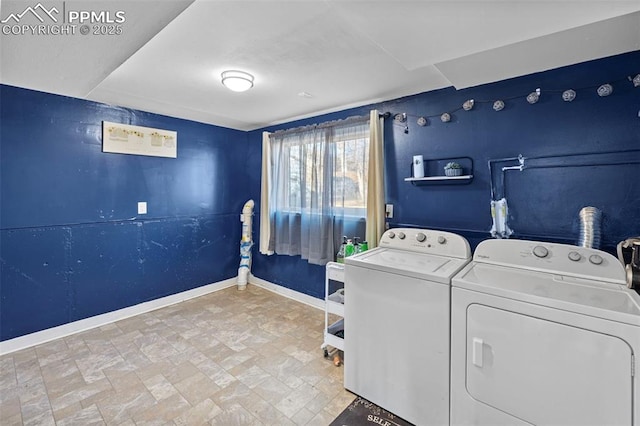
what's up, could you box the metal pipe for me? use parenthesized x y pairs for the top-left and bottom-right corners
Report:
(488, 156), (523, 200)
(493, 150), (640, 200)
(521, 148), (640, 162)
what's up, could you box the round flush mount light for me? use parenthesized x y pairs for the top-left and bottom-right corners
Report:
(221, 70), (254, 92)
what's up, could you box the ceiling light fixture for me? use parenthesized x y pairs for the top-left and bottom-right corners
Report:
(221, 70), (254, 92)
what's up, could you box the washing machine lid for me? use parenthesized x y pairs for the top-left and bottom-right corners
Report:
(346, 247), (469, 283)
(453, 262), (640, 326)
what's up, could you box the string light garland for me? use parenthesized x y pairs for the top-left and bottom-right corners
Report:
(562, 89), (576, 102)
(389, 73), (639, 133)
(526, 88), (541, 104)
(597, 83), (613, 97)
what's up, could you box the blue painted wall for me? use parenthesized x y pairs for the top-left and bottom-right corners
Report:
(0, 85), (250, 341)
(2, 51), (638, 340)
(249, 50), (640, 298)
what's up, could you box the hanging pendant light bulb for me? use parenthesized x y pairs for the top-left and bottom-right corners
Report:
(562, 89), (576, 102)
(597, 84), (613, 97)
(527, 88), (541, 104)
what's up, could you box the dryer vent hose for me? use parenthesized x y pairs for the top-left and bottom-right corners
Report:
(578, 207), (601, 249)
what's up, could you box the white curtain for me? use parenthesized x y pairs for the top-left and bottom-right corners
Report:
(366, 109), (385, 248)
(261, 116), (370, 265)
(259, 131), (273, 255)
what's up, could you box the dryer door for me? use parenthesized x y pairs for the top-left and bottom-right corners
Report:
(466, 304), (633, 426)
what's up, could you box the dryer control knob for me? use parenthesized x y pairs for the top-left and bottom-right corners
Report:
(416, 233), (426, 242)
(533, 245), (549, 258)
(398, 232), (406, 240)
(589, 254), (603, 265)
(387, 231), (395, 239)
(568, 251), (582, 262)
(437, 236), (446, 244)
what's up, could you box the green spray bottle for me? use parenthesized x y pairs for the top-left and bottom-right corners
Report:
(344, 238), (355, 258)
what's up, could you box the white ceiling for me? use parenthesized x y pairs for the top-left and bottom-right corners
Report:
(2, 1), (639, 131)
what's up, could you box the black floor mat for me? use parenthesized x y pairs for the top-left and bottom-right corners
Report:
(330, 396), (415, 426)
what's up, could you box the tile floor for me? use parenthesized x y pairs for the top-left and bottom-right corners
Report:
(0, 285), (355, 425)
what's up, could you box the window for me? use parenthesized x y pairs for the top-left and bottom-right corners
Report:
(265, 116), (370, 264)
(281, 123), (369, 216)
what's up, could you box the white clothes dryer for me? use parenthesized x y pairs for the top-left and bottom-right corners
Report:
(344, 228), (471, 425)
(450, 239), (640, 426)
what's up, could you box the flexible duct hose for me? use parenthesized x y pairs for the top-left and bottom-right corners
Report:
(237, 200), (254, 290)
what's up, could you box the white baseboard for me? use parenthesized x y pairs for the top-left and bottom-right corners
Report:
(1, 275), (325, 356)
(0, 277), (237, 356)
(248, 274), (324, 310)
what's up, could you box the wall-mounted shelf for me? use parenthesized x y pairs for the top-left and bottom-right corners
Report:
(405, 156), (474, 185)
(404, 175), (473, 183)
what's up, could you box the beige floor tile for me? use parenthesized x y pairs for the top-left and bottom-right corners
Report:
(74, 348), (126, 384)
(22, 408), (56, 426)
(162, 360), (201, 386)
(323, 389), (357, 417)
(132, 393), (190, 423)
(55, 403), (104, 426)
(15, 359), (42, 386)
(101, 369), (141, 392)
(95, 387), (155, 424)
(48, 377), (112, 413)
(304, 391), (334, 415)
(252, 376), (293, 406)
(275, 382), (321, 419)
(42, 370), (86, 400)
(173, 398), (222, 426)
(209, 403), (262, 426)
(0, 382), (20, 406)
(0, 285), (351, 426)
(242, 394), (295, 426)
(134, 359), (174, 382)
(306, 408), (339, 426)
(0, 394), (21, 420)
(290, 406), (316, 425)
(11, 348), (37, 369)
(51, 401), (83, 423)
(2, 412), (23, 425)
(174, 372), (221, 406)
(17, 376), (47, 405)
(210, 380), (252, 409)
(232, 365), (271, 389)
(142, 374), (179, 402)
(20, 391), (54, 425)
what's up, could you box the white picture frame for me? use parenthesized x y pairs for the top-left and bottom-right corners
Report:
(102, 121), (177, 158)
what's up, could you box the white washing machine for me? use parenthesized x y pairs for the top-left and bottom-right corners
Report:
(450, 239), (640, 426)
(344, 228), (471, 425)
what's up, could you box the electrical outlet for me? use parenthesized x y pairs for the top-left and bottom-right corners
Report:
(138, 202), (147, 215)
(385, 204), (393, 219)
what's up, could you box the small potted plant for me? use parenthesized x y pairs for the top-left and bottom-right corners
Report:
(444, 162), (463, 177)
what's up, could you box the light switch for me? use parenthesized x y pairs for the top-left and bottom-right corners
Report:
(138, 202), (147, 215)
(385, 204), (393, 219)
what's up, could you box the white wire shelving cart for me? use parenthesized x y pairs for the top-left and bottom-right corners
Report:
(322, 261), (345, 360)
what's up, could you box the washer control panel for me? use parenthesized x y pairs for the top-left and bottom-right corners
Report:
(474, 239), (626, 283)
(379, 228), (471, 259)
